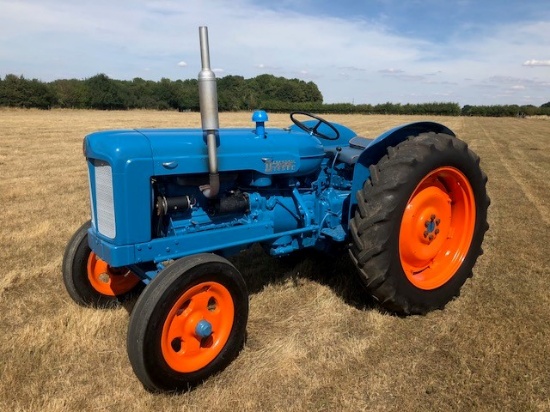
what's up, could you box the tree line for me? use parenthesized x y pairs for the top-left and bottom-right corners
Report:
(0, 73), (549, 117)
(461, 104), (550, 117)
(0, 73), (322, 111)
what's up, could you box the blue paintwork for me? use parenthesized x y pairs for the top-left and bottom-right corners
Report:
(84, 113), (454, 279)
(252, 110), (268, 122)
(252, 110), (268, 138)
(85, 131), (154, 245)
(195, 320), (213, 338)
(87, 128), (324, 177)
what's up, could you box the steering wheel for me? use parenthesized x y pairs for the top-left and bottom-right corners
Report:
(290, 111), (340, 141)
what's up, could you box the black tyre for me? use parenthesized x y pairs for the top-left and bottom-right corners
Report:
(127, 253), (249, 392)
(62, 221), (142, 308)
(349, 132), (489, 315)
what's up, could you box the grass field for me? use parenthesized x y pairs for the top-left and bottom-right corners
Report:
(0, 109), (549, 411)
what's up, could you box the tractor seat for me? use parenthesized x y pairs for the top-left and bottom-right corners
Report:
(325, 136), (374, 165)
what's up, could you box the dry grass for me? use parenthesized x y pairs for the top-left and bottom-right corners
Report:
(0, 109), (549, 411)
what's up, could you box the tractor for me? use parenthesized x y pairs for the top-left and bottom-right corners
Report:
(63, 27), (489, 392)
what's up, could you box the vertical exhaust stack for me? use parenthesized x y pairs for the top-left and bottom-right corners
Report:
(198, 26), (220, 198)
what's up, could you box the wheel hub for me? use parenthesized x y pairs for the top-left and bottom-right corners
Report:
(87, 252), (140, 296)
(161, 281), (235, 373)
(399, 166), (477, 290)
(423, 214), (441, 242)
(195, 319), (213, 338)
(98, 272), (110, 283)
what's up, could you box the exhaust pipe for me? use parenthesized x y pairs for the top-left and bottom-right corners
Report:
(198, 26), (220, 198)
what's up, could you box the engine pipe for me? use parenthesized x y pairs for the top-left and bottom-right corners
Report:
(198, 26), (220, 198)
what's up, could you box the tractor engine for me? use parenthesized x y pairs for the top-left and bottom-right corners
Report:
(84, 117), (354, 271)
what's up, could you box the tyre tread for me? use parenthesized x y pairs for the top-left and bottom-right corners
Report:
(349, 133), (490, 315)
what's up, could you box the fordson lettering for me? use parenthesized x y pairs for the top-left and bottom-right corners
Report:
(263, 159), (297, 173)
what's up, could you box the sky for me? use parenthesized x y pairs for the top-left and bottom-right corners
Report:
(1, 0), (549, 106)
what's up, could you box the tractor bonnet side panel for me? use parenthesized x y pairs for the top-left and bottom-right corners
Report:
(137, 128), (326, 177)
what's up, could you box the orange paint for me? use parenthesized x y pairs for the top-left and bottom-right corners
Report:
(86, 252), (140, 296)
(161, 282), (234, 373)
(399, 167), (476, 290)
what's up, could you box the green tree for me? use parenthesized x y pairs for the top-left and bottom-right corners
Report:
(304, 81), (323, 103)
(0, 74), (55, 109)
(127, 77), (159, 109)
(274, 81), (305, 103)
(27, 79), (56, 109)
(176, 79), (199, 111)
(218, 75), (245, 111)
(0, 74), (26, 107)
(52, 79), (86, 108)
(155, 78), (179, 110)
(84, 74), (125, 110)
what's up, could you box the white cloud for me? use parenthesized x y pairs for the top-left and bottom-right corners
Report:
(377, 68), (425, 82)
(338, 66), (368, 72)
(379, 68), (404, 74)
(523, 59), (550, 67)
(0, 0), (549, 105)
(177, 61), (188, 67)
(255, 63), (281, 70)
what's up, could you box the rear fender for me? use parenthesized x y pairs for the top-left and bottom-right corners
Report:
(347, 121), (455, 223)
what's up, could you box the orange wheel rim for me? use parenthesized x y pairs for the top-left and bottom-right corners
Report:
(161, 281), (234, 373)
(87, 252), (140, 296)
(399, 167), (476, 290)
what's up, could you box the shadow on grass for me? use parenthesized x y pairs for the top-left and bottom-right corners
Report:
(120, 244), (377, 315)
(230, 244), (377, 312)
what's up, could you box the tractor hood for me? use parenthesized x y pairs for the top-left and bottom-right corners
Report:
(84, 127), (326, 177)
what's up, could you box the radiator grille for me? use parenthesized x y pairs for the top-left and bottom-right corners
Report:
(87, 167), (96, 229)
(94, 161), (116, 239)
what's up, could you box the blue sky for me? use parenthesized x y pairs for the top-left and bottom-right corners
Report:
(1, 0), (549, 106)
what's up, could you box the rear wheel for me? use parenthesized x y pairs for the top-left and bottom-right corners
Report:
(127, 253), (249, 392)
(349, 133), (489, 314)
(62, 221), (142, 308)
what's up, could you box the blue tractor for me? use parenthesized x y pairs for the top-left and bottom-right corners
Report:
(63, 27), (489, 391)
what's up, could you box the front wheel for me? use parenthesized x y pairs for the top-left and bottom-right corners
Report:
(127, 253), (249, 392)
(62, 221), (142, 308)
(349, 132), (489, 315)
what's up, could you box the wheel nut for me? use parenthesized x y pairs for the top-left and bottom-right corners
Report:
(428, 234), (434, 241)
(423, 231), (429, 238)
(435, 229), (440, 235)
(430, 214), (436, 220)
(425, 221), (430, 227)
(436, 218), (441, 225)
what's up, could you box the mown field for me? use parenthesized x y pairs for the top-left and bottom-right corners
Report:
(0, 109), (548, 411)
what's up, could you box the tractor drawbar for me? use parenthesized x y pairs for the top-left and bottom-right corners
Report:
(198, 26), (220, 198)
